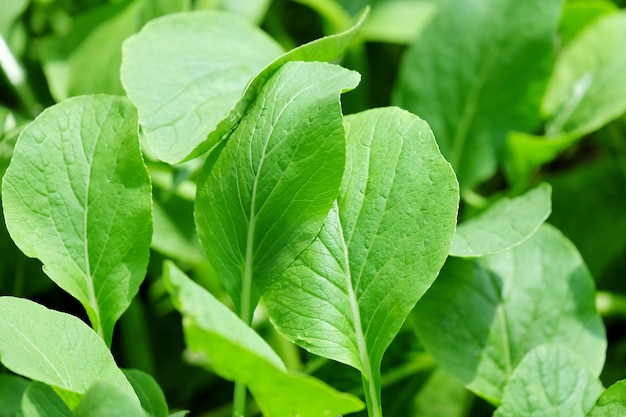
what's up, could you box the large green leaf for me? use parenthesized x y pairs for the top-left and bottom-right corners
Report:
(163, 261), (365, 417)
(1, 95), (152, 344)
(449, 183), (551, 257)
(0, 297), (138, 409)
(122, 369), (168, 417)
(195, 61), (359, 323)
(121, 10), (283, 164)
(494, 344), (603, 417)
(588, 379), (626, 417)
(393, 0), (561, 188)
(414, 224), (606, 404)
(264, 107), (459, 415)
(121, 8), (367, 164)
(41, 0), (187, 101)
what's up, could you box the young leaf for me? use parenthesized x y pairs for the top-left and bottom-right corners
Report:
(0, 297), (138, 408)
(122, 369), (168, 417)
(493, 344), (603, 417)
(21, 382), (73, 417)
(414, 224), (606, 404)
(587, 379), (626, 417)
(449, 183), (552, 257)
(194, 61), (359, 323)
(393, 0), (561, 188)
(1, 95), (152, 344)
(263, 107), (459, 415)
(75, 382), (148, 417)
(121, 10), (284, 164)
(163, 261), (365, 417)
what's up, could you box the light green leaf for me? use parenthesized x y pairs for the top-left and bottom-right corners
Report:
(122, 369), (168, 417)
(543, 11), (626, 137)
(393, 0), (561, 188)
(0, 374), (29, 416)
(76, 382), (147, 417)
(21, 382), (73, 417)
(217, 0), (271, 24)
(361, 1), (436, 43)
(0, 297), (138, 409)
(558, 0), (618, 46)
(264, 107), (459, 414)
(0, 0), (28, 38)
(413, 368), (472, 417)
(163, 261), (365, 417)
(195, 61), (359, 322)
(449, 183), (551, 257)
(121, 10), (283, 164)
(588, 379), (626, 417)
(414, 224), (606, 404)
(1, 95), (152, 344)
(494, 344), (603, 417)
(152, 200), (206, 265)
(41, 0), (187, 101)
(122, 8), (367, 164)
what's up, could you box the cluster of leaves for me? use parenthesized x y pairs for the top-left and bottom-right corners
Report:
(1, 0), (625, 416)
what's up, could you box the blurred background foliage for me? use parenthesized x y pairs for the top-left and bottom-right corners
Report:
(1, 0), (625, 415)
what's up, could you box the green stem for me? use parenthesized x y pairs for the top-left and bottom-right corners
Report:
(361, 373), (383, 417)
(232, 382), (248, 417)
(596, 291), (626, 317)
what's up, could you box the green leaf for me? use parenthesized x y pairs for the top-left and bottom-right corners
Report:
(494, 344), (603, 417)
(0, 374), (29, 416)
(449, 183), (552, 257)
(21, 382), (73, 417)
(122, 8), (367, 163)
(264, 107), (459, 415)
(393, 0), (561, 188)
(413, 368), (472, 417)
(558, 0), (618, 46)
(361, 1), (436, 44)
(0, 297), (138, 409)
(122, 369), (168, 417)
(414, 224), (606, 404)
(588, 379), (626, 417)
(543, 11), (626, 137)
(121, 10), (283, 164)
(41, 0), (187, 101)
(1, 95), (152, 345)
(163, 261), (365, 417)
(195, 61), (359, 322)
(75, 382), (147, 417)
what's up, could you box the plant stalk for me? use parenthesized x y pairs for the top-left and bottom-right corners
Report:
(361, 373), (383, 417)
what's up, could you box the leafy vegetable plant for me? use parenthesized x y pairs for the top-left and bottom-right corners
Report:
(1, 0), (625, 416)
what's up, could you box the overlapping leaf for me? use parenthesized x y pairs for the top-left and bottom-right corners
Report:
(414, 224), (606, 403)
(122, 8), (367, 163)
(194, 61), (359, 322)
(264, 107), (459, 413)
(494, 344), (603, 417)
(163, 261), (364, 417)
(0, 297), (138, 409)
(393, 0), (561, 188)
(449, 183), (551, 257)
(1, 95), (152, 344)
(588, 380), (626, 417)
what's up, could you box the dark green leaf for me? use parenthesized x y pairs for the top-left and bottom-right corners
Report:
(21, 382), (73, 417)
(123, 369), (168, 417)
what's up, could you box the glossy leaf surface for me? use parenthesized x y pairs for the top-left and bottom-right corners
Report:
(1, 95), (152, 344)
(414, 224), (606, 404)
(494, 344), (603, 417)
(393, 0), (561, 188)
(163, 261), (365, 417)
(195, 61), (359, 322)
(264, 107), (459, 412)
(450, 183), (551, 257)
